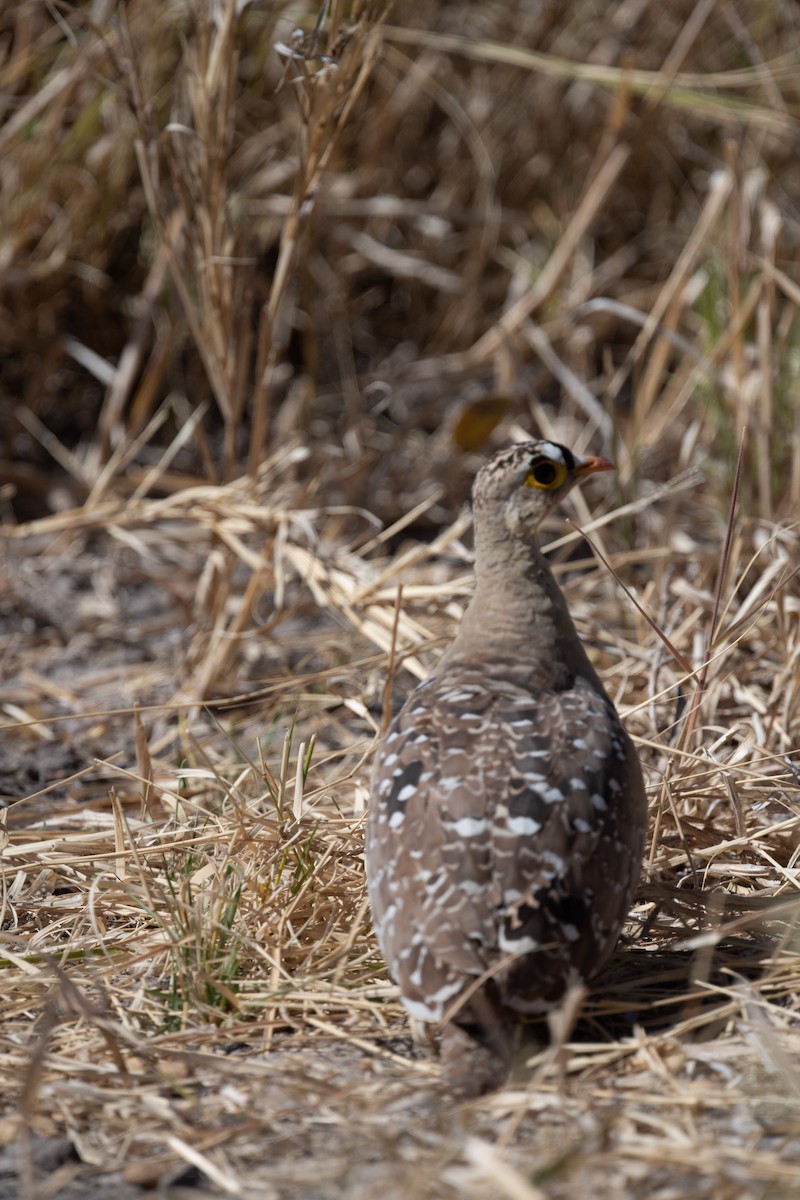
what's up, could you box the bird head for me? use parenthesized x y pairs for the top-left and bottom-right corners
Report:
(473, 440), (614, 542)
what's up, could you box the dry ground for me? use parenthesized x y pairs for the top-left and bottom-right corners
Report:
(2, 3), (800, 1197)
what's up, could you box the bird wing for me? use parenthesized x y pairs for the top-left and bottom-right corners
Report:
(366, 675), (644, 1021)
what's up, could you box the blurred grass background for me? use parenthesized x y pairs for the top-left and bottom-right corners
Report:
(3, 0), (799, 521)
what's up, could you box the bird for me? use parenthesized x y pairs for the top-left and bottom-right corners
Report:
(365, 439), (647, 1095)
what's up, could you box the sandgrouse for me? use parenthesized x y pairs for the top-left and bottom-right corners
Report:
(366, 440), (646, 1094)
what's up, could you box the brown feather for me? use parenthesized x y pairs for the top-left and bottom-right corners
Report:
(365, 441), (647, 1092)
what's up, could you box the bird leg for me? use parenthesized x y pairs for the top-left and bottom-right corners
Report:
(440, 985), (518, 1097)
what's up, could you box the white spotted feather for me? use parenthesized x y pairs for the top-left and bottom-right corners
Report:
(365, 440), (647, 1092)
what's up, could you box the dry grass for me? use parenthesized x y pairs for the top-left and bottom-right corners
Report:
(2, 1), (800, 1197)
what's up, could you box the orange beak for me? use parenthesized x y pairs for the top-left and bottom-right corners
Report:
(574, 454), (615, 476)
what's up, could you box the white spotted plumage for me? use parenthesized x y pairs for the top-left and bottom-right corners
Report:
(365, 441), (647, 1093)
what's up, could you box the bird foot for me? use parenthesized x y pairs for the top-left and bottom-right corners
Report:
(440, 1023), (510, 1098)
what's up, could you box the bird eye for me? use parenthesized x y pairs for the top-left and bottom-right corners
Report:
(525, 459), (567, 490)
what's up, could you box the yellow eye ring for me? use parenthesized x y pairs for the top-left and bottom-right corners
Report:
(525, 459), (568, 490)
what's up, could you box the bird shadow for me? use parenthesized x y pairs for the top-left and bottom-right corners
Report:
(567, 934), (772, 1045)
(526, 876), (800, 1051)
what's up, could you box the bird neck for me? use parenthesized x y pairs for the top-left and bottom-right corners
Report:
(442, 523), (601, 690)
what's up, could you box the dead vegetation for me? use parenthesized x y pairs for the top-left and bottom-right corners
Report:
(1, 1), (800, 1197)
